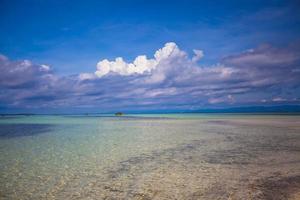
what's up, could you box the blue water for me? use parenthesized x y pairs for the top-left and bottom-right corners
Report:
(0, 114), (300, 199)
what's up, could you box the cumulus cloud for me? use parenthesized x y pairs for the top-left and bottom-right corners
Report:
(95, 56), (155, 77)
(192, 49), (204, 62)
(1, 41), (300, 112)
(93, 42), (202, 78)
(0, 55), (83, 108)
(0, 55), (53, 88)
(79, 73), (97, 80)
(81, 42), (300, 109)
(223, 42), (300, 87)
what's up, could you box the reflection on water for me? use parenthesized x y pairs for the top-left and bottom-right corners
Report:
(0, 114), (300, 199)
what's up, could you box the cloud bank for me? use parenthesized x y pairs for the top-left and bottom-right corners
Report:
(1, 42), (300, 112)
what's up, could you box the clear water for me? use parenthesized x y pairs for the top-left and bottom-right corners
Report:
(1, 114), (300, 199)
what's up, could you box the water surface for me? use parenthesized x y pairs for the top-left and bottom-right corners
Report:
(0, 114), (300, 199)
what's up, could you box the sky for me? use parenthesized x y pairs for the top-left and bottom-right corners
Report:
(0, 0), (300, 113)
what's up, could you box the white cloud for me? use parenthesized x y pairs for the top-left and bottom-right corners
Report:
(79, 73), (97, 80)
(0, 55), (54, 88)
(208, 95), (235, 104)
(95, 56), (156, 77)
(94, 42), (199, 78)
(272, 97), (287, 102)
(192, 49), (204, 62)
(40, 64), (51, 72)
(2, 42), (300, 110)
(153, 42), (186, 61)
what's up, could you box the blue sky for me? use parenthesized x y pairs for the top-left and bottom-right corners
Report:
(1, 0), (300, 113)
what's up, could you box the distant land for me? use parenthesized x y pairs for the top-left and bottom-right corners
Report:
(1, 105), (300, 115)
(192, 105), (300, 114)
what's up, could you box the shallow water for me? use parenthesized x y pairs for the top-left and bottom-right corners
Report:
(0, 114), (300, 199)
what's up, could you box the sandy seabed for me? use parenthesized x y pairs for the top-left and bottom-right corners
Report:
(1, 115), (300, 199)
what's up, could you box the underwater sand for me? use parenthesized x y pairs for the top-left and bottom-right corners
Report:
(0, 114), (300, 199)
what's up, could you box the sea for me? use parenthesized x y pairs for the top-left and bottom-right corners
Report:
(1, 114), (300, 199)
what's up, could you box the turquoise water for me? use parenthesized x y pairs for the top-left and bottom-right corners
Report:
(1, 114), (300, 199)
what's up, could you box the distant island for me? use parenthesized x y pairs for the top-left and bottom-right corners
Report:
(115, 112), (124, 116)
